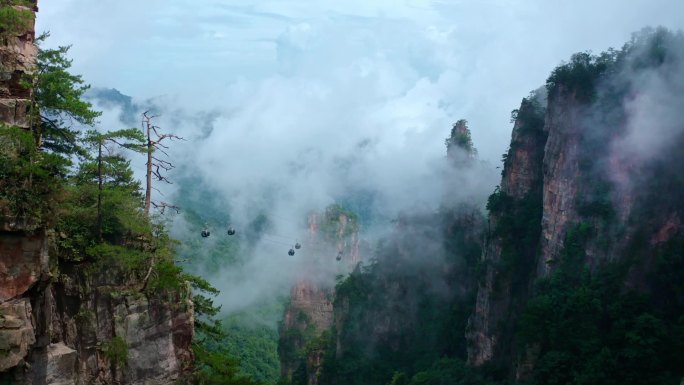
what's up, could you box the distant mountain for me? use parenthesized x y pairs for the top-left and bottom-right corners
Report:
(86, 87), (142, 126)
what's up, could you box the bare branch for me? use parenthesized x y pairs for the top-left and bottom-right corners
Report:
(153, 165), (173, 184)
(142, 111), (181, 217)
(152, 156), (174, 166)
(152, 145), (170, 157)
(151, 201), (181, 215)
(157, 133), (185, 142)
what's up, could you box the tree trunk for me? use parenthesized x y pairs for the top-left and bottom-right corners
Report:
(97, 141), (103, 242)
(144, 123), (153, 216)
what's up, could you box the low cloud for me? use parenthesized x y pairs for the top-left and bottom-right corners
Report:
(41, 0), (684, 318)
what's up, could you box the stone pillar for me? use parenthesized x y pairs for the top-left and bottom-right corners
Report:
(0, 0), (38, 129)
(0, 0), (41, 376)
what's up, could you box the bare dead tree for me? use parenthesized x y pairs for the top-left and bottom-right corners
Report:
(141, 111), (184, 216)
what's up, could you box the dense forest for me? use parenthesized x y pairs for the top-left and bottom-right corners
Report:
(277, 27), (684, 385)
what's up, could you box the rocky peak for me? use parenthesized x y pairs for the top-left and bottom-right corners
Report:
(500, 97), (547, 199)
(446, 119), (476, 166)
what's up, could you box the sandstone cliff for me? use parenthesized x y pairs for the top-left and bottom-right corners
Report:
(308, 122), (486, 385)
(0, 3), (194, 383)
(278, 207), (359, 385)
(0, 0), (36, 130)
(467, 29), (684, 380)
(466, 95), (547, 367)
(276, 28), (684, 385)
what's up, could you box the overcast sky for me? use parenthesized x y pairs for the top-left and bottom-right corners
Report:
(35, 1), (684, 313)
(37, 0), (684, 163)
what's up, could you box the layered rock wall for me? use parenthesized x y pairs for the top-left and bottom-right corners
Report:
(537, 88), (584, 276)
(0, 3), (194, 383)
(0, 0), (37, 129)
(278, 210), (359, 385)
(466, 96), (548, 367)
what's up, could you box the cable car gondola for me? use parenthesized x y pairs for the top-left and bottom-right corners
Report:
(201, 229), (211, 238)
(227, 227), (236, 236)
(336, 251), (342, 261)
(288, 248), (295, 256)
(294, 242), (301, 250)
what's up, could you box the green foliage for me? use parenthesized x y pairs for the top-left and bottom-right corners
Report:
(191, 342), (263, 385)
(74, 307), (95, 324)
(0, 5), (33, 37)
(450, 130), (473, 151)
(277, 302), (322, 383)
(173, 175), (284, 383)
(222, 310), (283, 385)
(278, 327), (303, 368)
(408, 359), (496, 385)
(485, 187), (511, 214)
(546, 27), (684, 106)
(190, 307), (269, 384)
(0, 0), (34, 6)
(486, 187), (542, 289)
(184, 272), (268, 385)
(83, 128), (146, 152)
(0, 125), (68, 223)
(388, 372), (408, 385)
(509, 95), (545, 135)
(546, 50), (617, 102)
(2, 30), (264, 385)
(315, 27), (684, 385)
(318, 208), (483, 385)
(319, 204), (359, 242)
(87, 243), (148, 275)
(102, 336), (128, 367)
(517, 226), (684, 385)
(575, 180), (614, 221)
(445, 119), (476, 156)
(56, 153), (147, 258)
(35, 37), (101, 155)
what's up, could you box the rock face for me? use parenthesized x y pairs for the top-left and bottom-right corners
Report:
(278, 208), (359, 385)
(466, 85), (607, 370)
(467, 32), (684, 377)
(466, 96), (547, 367)
(0, 236), (194, 385)
(536, 88), (584, 276)
(0, 234), (195, 385)
(279, 282), (333, 382)
(0, 3), (194, 383)
(0, 1), (37, 129)
(500, 97), (548, 201)
(282, 284), (333, 340)
(0, 299), (36, 372)
(0, 232), (49, 302)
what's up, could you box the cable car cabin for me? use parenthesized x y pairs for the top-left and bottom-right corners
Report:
(201, 229), (211, 238)
(227, 227), (236, 235)
(295, 242), (301, 249)
(336, 252), (342, 261)
(288, 249), (295, 256)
